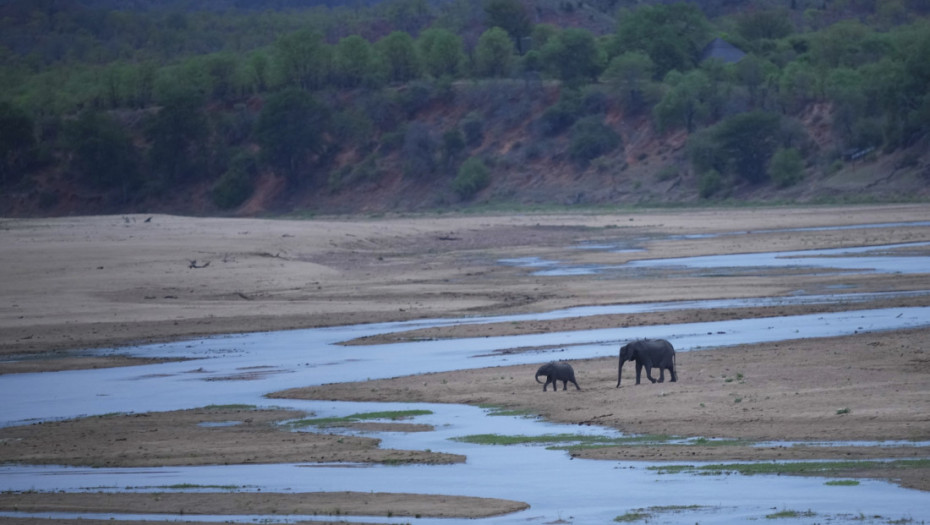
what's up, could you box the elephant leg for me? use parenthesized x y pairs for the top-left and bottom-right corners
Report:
(670, 366), (677, 382)
(657, 368), (665, 383)
(571, 379), (581, 390)
(644, 364), (657, 383)
(634, 362), (643, 385)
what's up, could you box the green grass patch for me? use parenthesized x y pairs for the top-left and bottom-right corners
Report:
(160, 483), (241, 490)
(615, 505), (707, 522)
(614, 511), (651, 522)
(452, 433), (676, 448)
(203, 404), (255, 410)
(765, 509), (816, 519)
(452, 432), (756, 451)
(824, 479), (860, 486)
(650, 459), (930, 477)
(479, 405), (536, 418)
(287, 410), (433, 428)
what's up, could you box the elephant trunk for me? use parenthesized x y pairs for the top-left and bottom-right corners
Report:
(535, 370), (545, 384)
(617, 358), (626, 388)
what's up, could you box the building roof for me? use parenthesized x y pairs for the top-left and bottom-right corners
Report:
(700, 37), (746, 64)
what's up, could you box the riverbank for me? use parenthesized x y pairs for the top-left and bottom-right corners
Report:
(1, 204), (929, 520)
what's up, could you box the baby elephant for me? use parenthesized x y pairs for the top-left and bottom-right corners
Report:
(535, 361), (581, 391)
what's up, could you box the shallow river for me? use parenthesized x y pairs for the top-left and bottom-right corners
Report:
(2, 233), (930, 524)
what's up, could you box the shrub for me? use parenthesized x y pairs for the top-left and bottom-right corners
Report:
(211, 151), (257, 209)
(402, 122), (437, 178)
(699, 169), (724, 198)
(569, 116), (621, 164)
(452, 157), (490, 199)
(461, 112), (485, 147)
(768, 147), (804, 187)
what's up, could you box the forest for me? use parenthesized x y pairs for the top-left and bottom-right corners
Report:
(1, 0), (929, 215)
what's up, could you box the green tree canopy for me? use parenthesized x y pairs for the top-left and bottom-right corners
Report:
(711, 110), (782, 183)
(334, 35), (380, 88)
(603, 51), (659, 115)
(540, 28), (604, 85)
(417, 28), (464, 79)
(255, 88), (331, 180)
(483, 0), (532, 53)
(475, 27), (515, 78)
(65, 110), (140, 194)
(145, 89), (208, 185)
(0, 101), (36, 185)
(274, 29), (332, 90)
(610, 3), (711, 79)
(653, 69), (713, 132)
(377, 31), (422, 84)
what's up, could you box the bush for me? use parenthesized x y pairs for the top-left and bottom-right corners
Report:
(452, 157), (490, 199)
(211, 151), (257, 209)
(461, 112), (485, 147)
(699, 169), (724, 198)
(569, 116), (621, 164)
(768, 147), (804, 187)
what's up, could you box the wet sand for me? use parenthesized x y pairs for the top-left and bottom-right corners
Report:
(1, 204), (929, 520)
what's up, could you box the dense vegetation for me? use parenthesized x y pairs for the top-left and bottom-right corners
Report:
(1, 0), (929, 215)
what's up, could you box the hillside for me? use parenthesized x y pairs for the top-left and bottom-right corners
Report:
(1, 0), (929, 217)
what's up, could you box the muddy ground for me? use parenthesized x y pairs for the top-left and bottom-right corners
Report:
(1, 204), (929, 521)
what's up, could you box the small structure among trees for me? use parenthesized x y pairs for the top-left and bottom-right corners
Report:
(699, 38), (746, 64)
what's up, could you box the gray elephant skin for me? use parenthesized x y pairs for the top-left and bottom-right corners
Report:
(535, 361), (581, 391)
(617, 339), (677, 387)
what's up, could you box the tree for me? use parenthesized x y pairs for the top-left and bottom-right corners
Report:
(540, 28), (604, 85)
(475, 27), (514, 78)
(274, 29), (332, 90)
(0, 101), (36, 186)
(377, 31), (421, 84)
(735, 54), (776, 108)
(255, 88), (331, 180)
(418, 28), (464, 79)
(146, 89), (208, 185)
(824, 67), (867, 143)
(712, 110), (782, 183)
(452, 156), (490, 199)
(483, 0), (532, 53)
(777, 60), (819, 113)
(603, 51), (658, 115)
(610, 3), (710, 79)
(65, 110), (140, 195)
(334, 35), (380, 88)
(246, 51), (271, 93)
(653, 69), (713, 133)
(736, 9), (794, 41)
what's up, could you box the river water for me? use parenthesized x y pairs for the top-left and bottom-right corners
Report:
(2, 233), (930, 524)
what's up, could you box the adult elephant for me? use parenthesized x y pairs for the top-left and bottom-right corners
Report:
(617, 339), (677, 387)
(535, 361), (581, 391)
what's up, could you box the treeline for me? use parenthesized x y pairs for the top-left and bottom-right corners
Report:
(1, 0), (929, 212)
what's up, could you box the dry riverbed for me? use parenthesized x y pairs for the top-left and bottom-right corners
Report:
(1, 204), (929, 521)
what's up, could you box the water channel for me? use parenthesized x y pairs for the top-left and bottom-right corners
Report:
(2, 229), (930, 524)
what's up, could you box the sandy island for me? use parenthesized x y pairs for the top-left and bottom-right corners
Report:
(1, 204), (929, 521)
